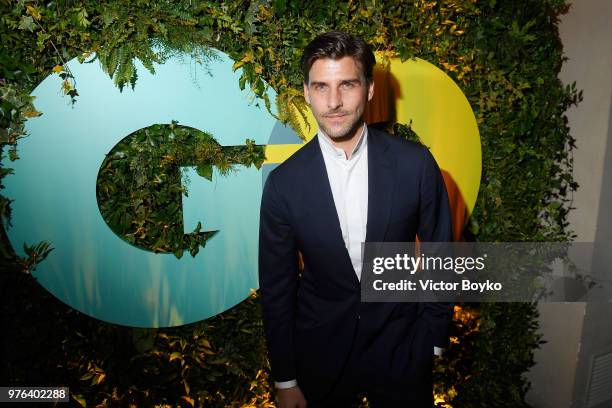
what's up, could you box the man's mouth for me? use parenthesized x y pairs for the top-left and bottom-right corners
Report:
(324, 113), (348, 119)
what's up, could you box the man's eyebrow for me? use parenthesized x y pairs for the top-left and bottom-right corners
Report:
(309, 81), (328, 87)
(340, 78), (362, 85)
(309, 78), (362, 86)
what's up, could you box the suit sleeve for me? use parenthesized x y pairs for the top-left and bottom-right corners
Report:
(416, 146), (454, 348)
(258, 171), (299, 382)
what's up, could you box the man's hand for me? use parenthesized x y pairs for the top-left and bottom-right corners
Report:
(277, 385), (307, 408)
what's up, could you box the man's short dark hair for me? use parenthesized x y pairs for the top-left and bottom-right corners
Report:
(301, 31), (376, 85)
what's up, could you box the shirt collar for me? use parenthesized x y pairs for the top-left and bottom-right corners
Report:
(317, 123), (368, 160)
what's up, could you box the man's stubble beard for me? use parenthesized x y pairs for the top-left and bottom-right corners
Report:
(316, 108), (365, 143)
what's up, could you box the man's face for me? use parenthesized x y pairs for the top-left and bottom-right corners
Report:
(304, 56), (374, 141)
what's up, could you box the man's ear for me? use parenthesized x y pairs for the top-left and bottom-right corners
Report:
(367, 80), (375, 102)
(303, 82), (310, 105)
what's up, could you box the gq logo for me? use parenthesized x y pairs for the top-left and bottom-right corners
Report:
(4, 50), (481, 328)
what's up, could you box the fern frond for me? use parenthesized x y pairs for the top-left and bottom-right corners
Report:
(276, 88), (311, 140)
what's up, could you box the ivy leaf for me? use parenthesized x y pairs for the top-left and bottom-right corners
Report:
(18, 16), (34, 31)
(62, 79), (74, 94)
(244, 1), (259, 35)
(36, 32), (50, 50)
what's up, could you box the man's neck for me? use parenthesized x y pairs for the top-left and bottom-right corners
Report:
(321, 122), (366, 160)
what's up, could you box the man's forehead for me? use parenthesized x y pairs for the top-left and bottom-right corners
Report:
(308, 56), (364, 82)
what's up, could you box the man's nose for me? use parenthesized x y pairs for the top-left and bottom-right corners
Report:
(327, 87), (342, 110)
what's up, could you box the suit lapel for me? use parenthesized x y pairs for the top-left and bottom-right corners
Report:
(365, 127), (395, 243)
(304, 136), (349, 250)
(303, 136), (358, 285)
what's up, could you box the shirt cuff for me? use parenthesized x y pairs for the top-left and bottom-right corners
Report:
(434, 346), (445, 356)
(275, 379), (298, 389)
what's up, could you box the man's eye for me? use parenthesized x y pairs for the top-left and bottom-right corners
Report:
(314, 84), (326, 91)
(341, 82), (355, 89)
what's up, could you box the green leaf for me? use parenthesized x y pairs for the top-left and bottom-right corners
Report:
(80, 373), (93, 381)
(232, 60), (245, 71)
(36, 32), (51, 50)
(169, 351), (183, 362)
(18, 16), (34, 31)
(173, 248), (183, 259)
(73, 395), (86, 407)
(76, 8), (90, 28)
(238, 75), (247, 91)
(196, 164), (213, 181)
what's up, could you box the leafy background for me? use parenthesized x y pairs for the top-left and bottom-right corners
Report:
(0, 0), (580, 407)
(96, 121), (264, 259)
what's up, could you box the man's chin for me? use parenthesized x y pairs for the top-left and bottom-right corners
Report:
(322, 124), (360, 141)
(325, 130), (351, 140)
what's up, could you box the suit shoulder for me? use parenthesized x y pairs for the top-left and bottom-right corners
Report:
(370, 127), (431, 159)
(266, 137), (317, 184)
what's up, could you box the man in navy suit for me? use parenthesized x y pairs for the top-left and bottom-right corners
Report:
(258, 31), (453, 408)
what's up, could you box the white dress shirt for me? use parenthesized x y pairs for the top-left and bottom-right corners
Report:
(318, 124), (369, 281)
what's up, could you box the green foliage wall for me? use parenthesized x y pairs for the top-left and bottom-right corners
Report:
(97, 122), (264, 258)
(1, 0), (580, 407)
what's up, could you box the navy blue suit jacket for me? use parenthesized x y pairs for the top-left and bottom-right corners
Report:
(258, 126), (453, 398)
